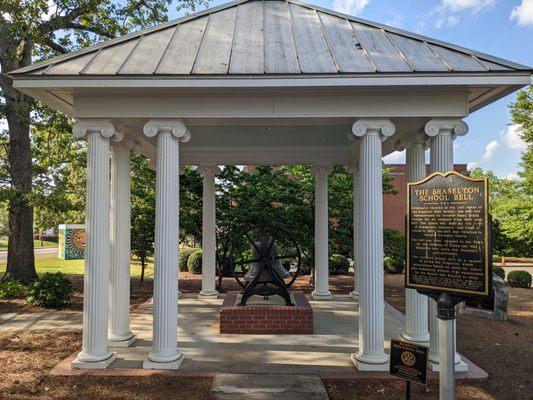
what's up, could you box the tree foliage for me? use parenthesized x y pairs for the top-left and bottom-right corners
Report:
(0, 0), (207, 282)
(509, 85), (533, 194)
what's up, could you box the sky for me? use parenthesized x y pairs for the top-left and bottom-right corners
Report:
(170, 0), (533, 179)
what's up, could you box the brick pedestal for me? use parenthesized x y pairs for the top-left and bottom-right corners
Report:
(220, 291), (313, 334)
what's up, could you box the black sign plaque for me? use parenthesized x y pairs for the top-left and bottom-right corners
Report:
(389, 339), (428, 385)
(406, 171), (490, 297)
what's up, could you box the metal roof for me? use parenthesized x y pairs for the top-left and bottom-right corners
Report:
(9, 0), (531, 76)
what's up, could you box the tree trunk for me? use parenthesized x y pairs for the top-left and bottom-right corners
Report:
(1, 41), (37, 283)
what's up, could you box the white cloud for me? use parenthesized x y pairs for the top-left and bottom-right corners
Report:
(383, 150), (406, 164)
(511, 0), (533, 26)
(467, 161), (479, 170)
(483, 140), (499, 161)
(332, 0), (371, 15)
(500, 124), (527, 150)
(440, 0), (496, 13)
(506, 172), (520, 181)
(433, 0), (495, 28)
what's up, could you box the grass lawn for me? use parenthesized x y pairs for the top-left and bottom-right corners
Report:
(0, 256), (154, 279)
(0, 240), (58, 250)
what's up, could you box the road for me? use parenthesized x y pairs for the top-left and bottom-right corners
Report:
(0, 247), (58, 262)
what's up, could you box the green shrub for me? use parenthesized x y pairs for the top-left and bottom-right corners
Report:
(27, 272), (73, 308)
(0, 280), (23, 299)
(493, 265), (505, 280)
(507, 270), (532, 288)
(187, 250), (203, 274)
(179, 247), (199, 272)
(384, 256), (405, 274)
(384, 229), (405, 261)
(329, 254), (350, 275)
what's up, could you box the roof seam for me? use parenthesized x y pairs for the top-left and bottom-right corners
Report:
(423, 41), (452, 72)
(226, 4), (242, 74)
(116, 34), (145, 75)
(79, 49), (102, 75)
(287, 2), (303, 73)
(471, 55), (490, 72)
(315, 10), (340, 73)
(347, 20), (377, 73)
(153, 25), (181, 74)
(381, 29), (414, 72)
(190, 12), (214, 74)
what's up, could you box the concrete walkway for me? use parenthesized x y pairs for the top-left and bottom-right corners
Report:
(0, 309), (82, 332)
(212, 373), (329, 400)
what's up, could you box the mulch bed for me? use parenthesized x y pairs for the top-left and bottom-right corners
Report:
(324, 274), (533, 400)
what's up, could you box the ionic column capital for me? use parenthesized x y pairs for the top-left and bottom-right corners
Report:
(424, 119), (468, 139)
(73, 119), (123, 141)
(311, 164), (333, 175)
(352, 119), (396, 142)
(143, 119), (191, 142)
(198, 165), (222, 177)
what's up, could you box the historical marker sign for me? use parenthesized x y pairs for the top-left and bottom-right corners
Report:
(406, 171), (490, 297)
(390, 339), (428, 385)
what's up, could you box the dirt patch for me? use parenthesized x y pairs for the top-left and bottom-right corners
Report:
(0, 331), (213, 400)
(324, 274), (533, 400)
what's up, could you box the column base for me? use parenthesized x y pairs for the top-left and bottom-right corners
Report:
(351, 353), (389, 371)
(109, 334), (137, 348)
(401, 332), (430, 344)
(72, 353), (116, 370)
(350, 290), (359, 299)
(198, 290), (219, 298)
(429, 358), (468, 372)
(311, 290), (333, 300)
(143, 353), (184, 370)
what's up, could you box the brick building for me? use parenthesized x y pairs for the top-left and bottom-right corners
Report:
(383, 164), (468, 233)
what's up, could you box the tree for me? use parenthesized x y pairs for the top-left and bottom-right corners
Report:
(0, 0), (206, 282)
(509, 85), (533, 193)
(470, 168), (532, 257)
(130, 154), (155, 282)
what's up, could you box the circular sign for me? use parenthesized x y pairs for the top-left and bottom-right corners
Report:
(401, 351), (416, 367)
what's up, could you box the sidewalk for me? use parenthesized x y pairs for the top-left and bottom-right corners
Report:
(0, 309), (82, 332)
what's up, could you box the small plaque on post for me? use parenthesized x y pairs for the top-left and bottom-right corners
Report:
(390, 339), (428, 385)
(406, 171), (490, 297)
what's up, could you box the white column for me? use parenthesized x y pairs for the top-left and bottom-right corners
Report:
(399, 136), (430, 343)
(311, 164), (333, 300)
(143, 120), (191, 370)
(350, 163), (360, 298)
(72, 120), (122, 369)
(426, 119), (469, 372)
(199, 165), (221, 298)
(351, 119), (395, 371)
(108, 138), (136, 347)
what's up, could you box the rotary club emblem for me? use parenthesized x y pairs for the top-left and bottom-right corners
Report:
(401, 351), (416, 367)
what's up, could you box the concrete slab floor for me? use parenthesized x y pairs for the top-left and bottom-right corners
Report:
(108, 294), (402, 375)
(51, 293), (487, 381)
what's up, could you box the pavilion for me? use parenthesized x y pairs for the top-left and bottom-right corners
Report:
(9, 0), (531, 372)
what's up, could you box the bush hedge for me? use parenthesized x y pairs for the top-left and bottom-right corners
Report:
(179, 247), (199, 272)
(0, 280), (23, 299)
(384, 256), (405, 274)
(384, 229), (405, 261)
(27, 272), (73, 308)
(507, 270), (532, 288)
(493, 265), (505, 280)
(187, 250), (203, 274)
(329, 254), (350, 275)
